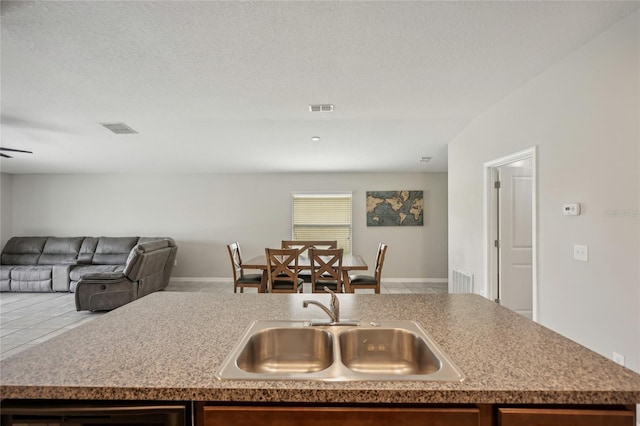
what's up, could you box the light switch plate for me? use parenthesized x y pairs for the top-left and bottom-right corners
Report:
(573, 244), (588, 262)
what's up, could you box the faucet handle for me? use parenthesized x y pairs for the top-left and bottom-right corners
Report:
(323, 286), (339, 322)
(324, 286), (337, 304)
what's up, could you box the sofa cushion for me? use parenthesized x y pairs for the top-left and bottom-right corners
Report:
(11, 279), (52, 292)
(43, 237), (84, 254)
(92, 237), (138, 265)
(78, 237), (99, 263)
(9, 266), (53, 291)
(140, 239), (174, 252)
(1, 253), (41, 265)
(11, 265), (53, 281)
(2, 237), (48, 254)
(123, 240), (172, 280)
(1, 237), (47, 265)
(38, 237), (84, 265)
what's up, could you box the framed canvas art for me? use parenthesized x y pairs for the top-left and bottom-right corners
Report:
(366, 190), (423, 226)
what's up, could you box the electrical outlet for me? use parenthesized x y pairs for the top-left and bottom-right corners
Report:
(573, 244), (588, 262)
(613, 352), (625, 366)
(174, 259), (178, 267)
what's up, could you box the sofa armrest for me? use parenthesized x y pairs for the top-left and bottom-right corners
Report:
(75, 274), (137, 312)
(79, 271), (126, 282)
(52, 264), (73, 292)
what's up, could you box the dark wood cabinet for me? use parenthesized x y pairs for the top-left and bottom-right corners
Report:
(199, 405), (487, 426)
(198, 403), (636, 426)
(498, 407), (635, 426)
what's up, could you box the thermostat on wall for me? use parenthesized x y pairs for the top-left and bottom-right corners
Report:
(563, 203), (581, 216)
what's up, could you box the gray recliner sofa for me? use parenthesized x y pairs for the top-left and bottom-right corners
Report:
(0, 236), (177, 297)
(75, 239), (176, 311)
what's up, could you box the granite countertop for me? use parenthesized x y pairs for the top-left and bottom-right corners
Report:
(1, 292), (639, 404)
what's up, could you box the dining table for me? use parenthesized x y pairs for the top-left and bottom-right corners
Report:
(242, 253), (368, 293)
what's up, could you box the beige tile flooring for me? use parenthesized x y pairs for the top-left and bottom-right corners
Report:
(0, 280), (447, 361)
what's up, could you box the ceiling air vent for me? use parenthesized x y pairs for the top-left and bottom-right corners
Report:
(308, 104), (334, 113)
(100, 122), (138, 134)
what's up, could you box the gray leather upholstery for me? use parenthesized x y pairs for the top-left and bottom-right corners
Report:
(0, 266), (11, 291)
(0, 236), (177, 294)
(69, 265), (125, 292)
(8, 266), (52, 292)
(75, 239), (177, 311)
(93, 237), (139, 265)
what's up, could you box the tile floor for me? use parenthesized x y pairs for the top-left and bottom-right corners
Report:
(0, 280), (447, 361)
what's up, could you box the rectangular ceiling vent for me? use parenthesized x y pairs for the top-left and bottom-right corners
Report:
(309, 104), (334, 113)
(100, 122), (138, 134)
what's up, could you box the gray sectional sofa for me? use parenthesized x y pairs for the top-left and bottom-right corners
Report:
(75, 238), (177, 311)
(0, 237), (177, 310)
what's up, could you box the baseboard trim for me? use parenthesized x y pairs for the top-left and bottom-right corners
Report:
(170, 277), (448, 284)
(170, 277), (229, 283)
(382, 278), (448, 283)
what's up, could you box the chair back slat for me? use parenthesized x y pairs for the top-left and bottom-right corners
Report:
(281, 240), (337, 258)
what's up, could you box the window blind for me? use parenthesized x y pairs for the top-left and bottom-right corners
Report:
(292, 193), (352, 254)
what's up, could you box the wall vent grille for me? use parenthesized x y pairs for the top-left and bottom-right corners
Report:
(308, 104), (334, 112)
(450, 269), (473, 293)
(101, 122), (138, 134)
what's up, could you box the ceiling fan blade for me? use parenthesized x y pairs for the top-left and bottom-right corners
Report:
(0, 153), (13, 158)
(0, 147), (33, 154)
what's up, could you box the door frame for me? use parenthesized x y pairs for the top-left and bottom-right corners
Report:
(483, 146), (538, 321)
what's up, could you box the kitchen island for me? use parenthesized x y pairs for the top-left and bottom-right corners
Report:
(1, 292), (639, 425)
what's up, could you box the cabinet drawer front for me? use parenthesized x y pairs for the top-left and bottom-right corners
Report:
(203, 406), (480, 426)
(498, 407), (635, 426)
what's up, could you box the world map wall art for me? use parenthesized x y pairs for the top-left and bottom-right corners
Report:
(366, 190), (424, 226)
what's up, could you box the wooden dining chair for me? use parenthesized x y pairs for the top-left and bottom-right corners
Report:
(309, 248), (344, 293)
(281, 240), (338, 283)
(266, 248), (304, 293)
(227, 242), (264, 293)
(347, 243), (388, 294)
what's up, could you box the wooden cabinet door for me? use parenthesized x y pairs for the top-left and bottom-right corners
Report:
(498, 407), (635, 426)
(201, 406), (481, 426)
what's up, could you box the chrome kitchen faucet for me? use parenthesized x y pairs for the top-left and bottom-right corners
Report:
(302, 286), (341, 324)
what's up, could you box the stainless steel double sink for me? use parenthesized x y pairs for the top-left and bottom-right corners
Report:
(216, 320), (464, 381)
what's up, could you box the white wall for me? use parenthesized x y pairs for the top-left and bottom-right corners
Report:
(0, 173), (14, 249)
(449, 12), (639, 372)
(4, 172), (448, 280)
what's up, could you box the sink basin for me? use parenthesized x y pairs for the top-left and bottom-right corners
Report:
(236, 327), (333, 374)
(216, 320), (464, 382)
(339, 328), (441, 375)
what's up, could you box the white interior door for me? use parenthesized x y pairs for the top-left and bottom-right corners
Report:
(498, 163), (533, 319)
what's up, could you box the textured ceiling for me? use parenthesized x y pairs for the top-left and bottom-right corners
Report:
(1, 1), (638, 174)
